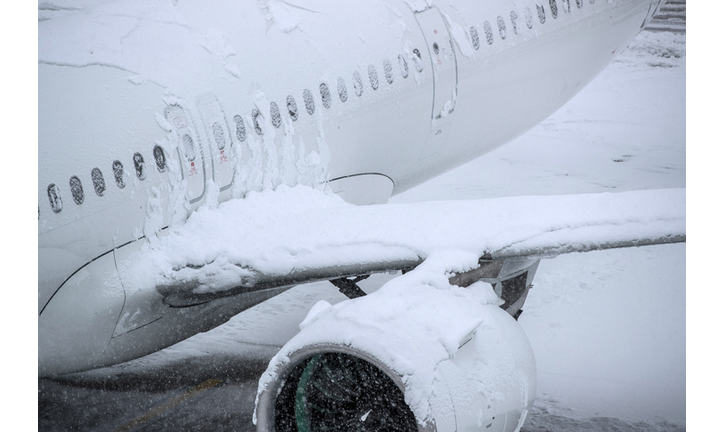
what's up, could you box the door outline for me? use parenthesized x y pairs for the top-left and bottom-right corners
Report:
(414, 6), (459, 121)
(164, 104), (207, 205)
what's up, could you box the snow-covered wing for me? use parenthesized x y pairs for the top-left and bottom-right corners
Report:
(118, 186), (685, 304)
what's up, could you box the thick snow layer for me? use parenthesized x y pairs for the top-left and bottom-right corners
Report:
(255, 251), (512, 425)
(117, 186), (683, 298)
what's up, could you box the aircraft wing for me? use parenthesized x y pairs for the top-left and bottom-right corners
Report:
(120, 186), (685, 306)
(42, 185), (683, 376)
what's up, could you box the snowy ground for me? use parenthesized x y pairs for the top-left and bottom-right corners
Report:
(37, 29), (686, 431)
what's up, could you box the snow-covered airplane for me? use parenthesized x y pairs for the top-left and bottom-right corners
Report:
(39, 0), (683, 431)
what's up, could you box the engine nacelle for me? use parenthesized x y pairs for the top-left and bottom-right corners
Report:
(255, 268), (536, 432)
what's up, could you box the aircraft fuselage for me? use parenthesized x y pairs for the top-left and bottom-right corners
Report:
(38, 0), (661, 375)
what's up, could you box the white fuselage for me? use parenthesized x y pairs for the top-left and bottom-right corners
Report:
(38, 0), (660, 375)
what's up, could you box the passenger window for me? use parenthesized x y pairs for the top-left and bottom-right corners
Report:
(320, 83), (332, 109)
(412, 48), (423, 72)
(510, 11), (519, 34)
(182, 134), (196, 161)
(525, 8), (534, 29)
(549, 0), (558, 18)
(212, 123), (226, 149)
(398, 54), (409, 78)
(270, 102), (282, 128)
(537, 5), (546, 24)
(286, 96), (299, 120)
(470, 26), (480, 50)
(252, 108), (264, 134)
(383, 59), (394, 84)
(153, 145), (167, 172)
(47, 183), (62, 213)
(497, 16), (507, 39)
(303, 89), (315, 114)
(69, 176), (84, 205)
(133, 153), (146, 180)
(483, 21), (494, 45)
(337, 78), (348, 102)
(112, 160), (126, 189)
(353, 71), (364, 97)
(234, 114), (247, 140)
(91, 168), (106, 196)
(368, 65), (379, 90)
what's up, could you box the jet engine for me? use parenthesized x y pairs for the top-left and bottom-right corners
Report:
(255, 262), (536, 432)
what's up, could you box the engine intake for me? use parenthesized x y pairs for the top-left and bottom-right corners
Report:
(270, 348), (419, 432)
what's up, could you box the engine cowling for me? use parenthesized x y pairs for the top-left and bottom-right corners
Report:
(254, 265), (536, 432)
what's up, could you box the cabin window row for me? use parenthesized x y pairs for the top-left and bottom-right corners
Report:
(46, 145), (167, 214)
(470, 0), (593, 50)
(231, 51), (422, 139)
(44, 0), (598, 216)
(45, 45), (423, 215)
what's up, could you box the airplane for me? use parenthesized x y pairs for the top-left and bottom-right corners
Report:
(38, 0), (683, 431)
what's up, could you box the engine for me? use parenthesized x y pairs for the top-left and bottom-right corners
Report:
(254, 256), (537, 432)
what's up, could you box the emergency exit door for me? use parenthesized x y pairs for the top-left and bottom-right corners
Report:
(164, 104), (207, 205)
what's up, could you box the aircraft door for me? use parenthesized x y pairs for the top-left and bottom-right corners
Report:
(196, 94), (234, 193)
(164, 105), (207, 205)
(415, 7), (459, 121)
